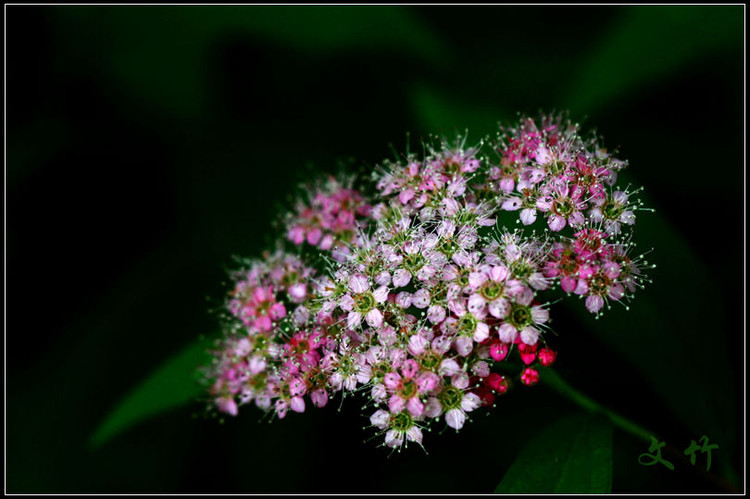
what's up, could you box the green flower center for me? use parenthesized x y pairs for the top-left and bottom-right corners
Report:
(370, 362), (391, 382)
(508, 303), (532, 329)
(281, 271), (299, 287)
(443, 159), (462, 175)
(400, 380), (417, 399)
(481, 282), (504, 300)
(512, 259), (534, 280)
(338, 355), (356, 376)
(549, 160), (567, 175)
(308, 368), (327, 388)
(353, 292), (375, 313)
(293, 340), (309, 354)
(420, 352), (441, 371)
(602, 200), (623, 220)
(456, 210), (477, 226)
(589, 273), (610, 295)
(281, 383), (291, 398)
(458, 313), (477, 335)
(391, 411), (414, 431)
(438, 238), (460, 258)
(404, 253), (426, 272)
(250, 372), (267, 391)
(439, 386), (462, 410)
(430, 281), (448, 303)
(253, 335), (268, 352)
(556, 198), (574, 216)
(560, 256), (578, 275)
(325, 322), (342, 339)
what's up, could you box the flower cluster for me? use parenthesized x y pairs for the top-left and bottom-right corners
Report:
(488, 113), (632, 233)
(284, 175), (372, 251)
(201, 112), (652, 451)
(207, 249), (323, 417)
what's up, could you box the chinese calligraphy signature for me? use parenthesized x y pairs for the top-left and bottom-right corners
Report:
(638, 435), (718, 472)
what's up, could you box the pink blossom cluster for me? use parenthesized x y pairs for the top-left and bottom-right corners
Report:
(285, 175), (372, 250)
(202, 112), (651, 451)
(208, 249), (322, 416)
(487, 113), (641, 235)
(312, 223), (561, 448)
(543, 228), (644, 314)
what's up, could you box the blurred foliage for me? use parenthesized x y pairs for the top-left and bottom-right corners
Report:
(7, 5), (743, 494)
(495, 412), (613, 493)
(51, 6), (447, 121)
(563, 6), (742, 113)
(89, 336), (214, 448)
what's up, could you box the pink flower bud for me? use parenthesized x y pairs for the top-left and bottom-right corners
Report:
(538, 347), (557, 367)
(490, 341), (509, 361)
(311, 389), (328, 408)
(521, 367), (540, 386)
(485, 373), (510, 394)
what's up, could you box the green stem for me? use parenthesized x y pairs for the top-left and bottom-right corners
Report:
(538, 367), (652, 443)
(538, 367), (740, 493)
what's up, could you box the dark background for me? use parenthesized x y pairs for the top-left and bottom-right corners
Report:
(6, 5), (744, 493)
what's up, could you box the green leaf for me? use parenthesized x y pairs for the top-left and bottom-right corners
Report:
(564, 6), (742, 113)
(89, 337), (213, 448)
(54, 6), (447, 119)
(494, 412), (613, 494)
(410, 83), (507, 137)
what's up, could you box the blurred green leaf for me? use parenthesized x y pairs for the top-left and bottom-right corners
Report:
(564, 6), (742, 113)
(89, 337), (213, 448)
(494, 412), (613, 493)
(410, 82), (506, 137)
(55, 6), (447, 118)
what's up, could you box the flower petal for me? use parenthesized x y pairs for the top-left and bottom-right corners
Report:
(498, 323), (518, 343)
(370, 409), (390, 429)
(445, 408), (466, 430)
(347, 311), (363, 329)
(372, 285), (389, 303)
(349, 274), (370, 294)
(520, 208), (537, 225)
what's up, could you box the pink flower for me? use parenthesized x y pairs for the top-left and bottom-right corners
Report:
(590, 190), (637, 235)
(236, 285), (287, 332)
(371, 410), (423, 449)
(520, 208), (537, 225)
(392, 268), (411, 288)
(427, 305), (446, 324)
(339, 275), (389, 329)
(585, 294), (604, 314)
(446, 297), (490, 356)
(468, 264), (511, 319)
(497, 299), (549, 346)
(573, 228), (608, 260)
(536, 183), (586, 232)
(489, 340), (509, 361)
(440, 387), (481, 430)
(323, 343), (367, 392)
(384, 360), (431, 418)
